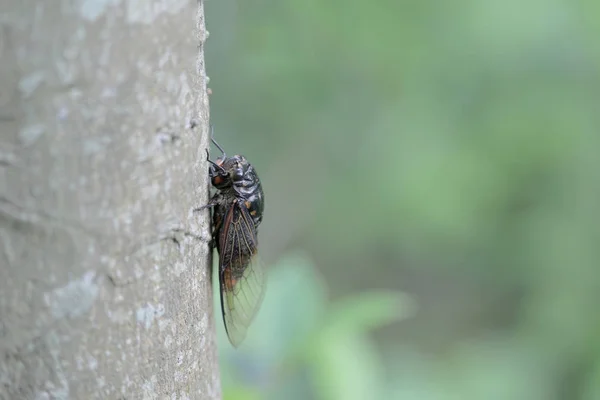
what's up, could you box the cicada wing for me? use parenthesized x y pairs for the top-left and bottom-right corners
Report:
(220, 253), (267, 347)
(218, 201), (267, 347)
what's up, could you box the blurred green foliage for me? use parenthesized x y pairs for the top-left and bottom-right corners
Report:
(205, 0), (600, 399)
(215, 255), (413, 400)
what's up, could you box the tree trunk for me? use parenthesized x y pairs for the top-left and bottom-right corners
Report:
(0, 1), (220, 398)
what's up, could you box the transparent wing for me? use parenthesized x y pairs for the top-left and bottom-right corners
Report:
(218, 201), (267, 347)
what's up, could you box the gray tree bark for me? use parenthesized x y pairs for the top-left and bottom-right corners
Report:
(0, 1), (220, 399)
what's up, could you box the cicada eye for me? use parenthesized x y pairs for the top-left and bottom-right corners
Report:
(211, 169), (230, 188)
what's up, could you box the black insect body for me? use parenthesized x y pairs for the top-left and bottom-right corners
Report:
(201, 137), (266, 348)
(208, 153), (265, 239)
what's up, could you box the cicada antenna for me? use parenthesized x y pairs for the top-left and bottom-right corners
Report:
(205, 149), (226, 173)
(209, 124), (226, 157)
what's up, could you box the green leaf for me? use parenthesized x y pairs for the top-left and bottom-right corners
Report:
(310, 333), (385, 400)
(306, 290), (414, 400)
(238, 253), (328, 360)
(323, 290), (415, 335)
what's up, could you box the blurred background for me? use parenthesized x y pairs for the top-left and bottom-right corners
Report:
(204, 1), (600, 399)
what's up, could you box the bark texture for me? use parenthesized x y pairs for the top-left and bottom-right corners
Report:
(0, 1), (220, 398)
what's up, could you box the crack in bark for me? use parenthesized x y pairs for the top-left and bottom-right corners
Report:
(104, 271), (137, 288)
(105, 225), (209, 288)
(0, 196), (100, 237)
(163, 226), (210, 244)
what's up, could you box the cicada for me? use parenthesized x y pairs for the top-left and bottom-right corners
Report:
(200, 133), (266, 347)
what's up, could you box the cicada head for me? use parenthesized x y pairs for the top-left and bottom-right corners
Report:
(208, 157), (232, 189)
(210, 155), (254, 189)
